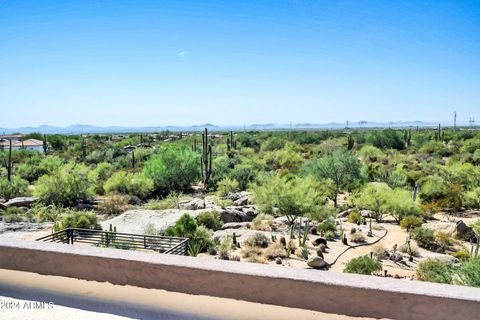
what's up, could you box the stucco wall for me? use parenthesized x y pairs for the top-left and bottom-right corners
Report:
(0, 239), (478, 320)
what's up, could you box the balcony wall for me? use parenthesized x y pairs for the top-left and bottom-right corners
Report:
(0, 239), (478, 320)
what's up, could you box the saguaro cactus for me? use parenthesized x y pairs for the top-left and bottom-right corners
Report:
(201, 128), (213, 186)
(435, 124), (442, 141)
(43, 134), (48, 153)
(81, 137), (87, 160)
(192, 139), (197, 152)
(227, 131), (236, 150)
(347, 134), (354, 150)
(131, 150), (136, 168)
(404, 129), (411, 146)
(7, 139), (12, 182)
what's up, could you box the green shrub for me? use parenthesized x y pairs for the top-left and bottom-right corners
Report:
(144, 145), (200, 196)
(97, 194), (129, 215)
(347, 210), (363, 224)
(214, 197), (233, 209)
(251, 175), (325, 225)
(366, 129), (405, 150)
(324, 230), (336, 241)
(400, 215), (423, 231)
(144, 192), (184, 210)
(191, 225), (215, 252)
(35, 163), (94, 207)
(344, 256), (382, 275)
(196, 211), (222, 230)
(216, 177), (240, 197)
(455, 258), (480, 287)
(244, 233), (270, 248)
(412, 227), (437, 250)
(55, 211), (99, 231)
(0, 206), (25, 222)
(317, 218), (336, 235)
(350, 232), (367, 243)
(383, 188), (421, 223)
(0, 176), (29, 200)
(301, 150), (363, 207)
(452, 251), (470, 262)
(353, 182), (391, 221)
(164, 213), (197, 238)
(416, 259), (453, 284)
(104, 171), (154, 200)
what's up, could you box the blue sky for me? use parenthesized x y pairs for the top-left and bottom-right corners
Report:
(1, 0), (479, 127)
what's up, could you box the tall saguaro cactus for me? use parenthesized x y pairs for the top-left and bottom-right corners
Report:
(7, 139), (12, 182)
(43, 134), (48, 154)
(347, 134), (354, 150)
(81, 137), (87, 160)
(227, 131), (236, 150)
(201, 128), (212, 186)
(435, 124), (442, 141)
(192, 139), (197, 152)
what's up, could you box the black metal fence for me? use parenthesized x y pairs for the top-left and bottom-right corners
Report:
(36, 228), (189, 255)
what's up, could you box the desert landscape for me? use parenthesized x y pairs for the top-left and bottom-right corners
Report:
(1, 128), (479, 287)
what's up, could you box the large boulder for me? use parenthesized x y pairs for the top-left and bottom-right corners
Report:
(204, 196), (220, 210)
(233, 195), (250, 206)
(3, 197), (38, 208)
(241, 205), (259, 217)
(455, 220), (473, 240)
(336, 208), (354, 218)
(220, 222), (250, 230)
(220, 209), (253, 223)
(360, 210), (374, 218)
(225, 191), (251, 202)
(423, 221), (456, 235)
(179, 198), (205, 210)
(101, 209), (205, 234)
(307, 256), (327, 269)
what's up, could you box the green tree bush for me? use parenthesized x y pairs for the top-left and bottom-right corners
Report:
(34, 163), (95, 207)
(104, 171), (154, 200)
(344, 256), (382, 275)
(0, 176), (29, 200)
(301, 150), (362, 207)
(144, 145), (200, 195)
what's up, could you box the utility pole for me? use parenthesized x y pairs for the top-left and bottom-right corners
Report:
(469, 117), (475, 128)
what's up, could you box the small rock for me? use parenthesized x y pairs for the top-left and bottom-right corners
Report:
(389, 253), (403, 262)
(312, 238), (327, 247)
(307, 256), (327, 269)
(179, 198), (205, 210)
(350, 227), (356, 234)
(275, 257), (282, 265)
(319, 243), (327, 253)
(310, 226), (317, 235)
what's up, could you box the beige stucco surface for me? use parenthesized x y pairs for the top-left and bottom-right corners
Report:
(0, 239), (478, 320)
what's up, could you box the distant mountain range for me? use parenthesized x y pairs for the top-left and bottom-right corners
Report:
(0, 121), (450, 134)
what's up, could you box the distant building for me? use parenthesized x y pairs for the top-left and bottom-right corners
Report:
(13, 139), (45, 152)
(0, 134), (23, 142)
(0, 138), (45, 153)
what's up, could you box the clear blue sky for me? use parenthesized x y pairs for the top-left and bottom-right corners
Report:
(1, 0), (479, 127)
